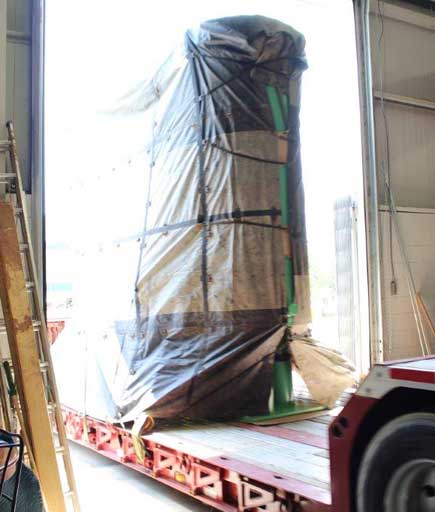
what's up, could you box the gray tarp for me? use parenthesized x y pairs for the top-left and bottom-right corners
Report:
(53, 15), (310, 422)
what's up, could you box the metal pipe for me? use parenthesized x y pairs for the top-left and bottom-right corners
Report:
(31, 0), (46, 309)
(355, 0), (384, 364)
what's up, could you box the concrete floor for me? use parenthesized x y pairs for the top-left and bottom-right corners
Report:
(69, 441), (211, 511)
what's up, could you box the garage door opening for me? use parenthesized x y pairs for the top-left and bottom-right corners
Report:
(41, 1), (367, 509)
(45, 0), (366, 374)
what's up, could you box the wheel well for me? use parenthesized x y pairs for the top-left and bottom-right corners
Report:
(350, 387), (435, 512)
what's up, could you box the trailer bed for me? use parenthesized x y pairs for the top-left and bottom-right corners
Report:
(63, 407), (334, 511)
(155, 417), (331, 496)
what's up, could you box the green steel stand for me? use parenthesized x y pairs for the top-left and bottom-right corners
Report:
(241, 86), (324, 425)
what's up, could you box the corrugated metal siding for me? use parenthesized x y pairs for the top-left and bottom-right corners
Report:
(335, 197), (362, 369)
(0, 0), (33, 355)
(371, 6), (435, 209)
(374, 101), (435, 209)
(6, 0), (32, 192)
(380, 208), (435, 359)
(370, 9), (435, 103)
(371, 1), (435, 359)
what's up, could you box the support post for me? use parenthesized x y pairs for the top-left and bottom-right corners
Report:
(31, 0), (46, 297)
(354, 0), (384, 364)
(267, 85), (295, 407)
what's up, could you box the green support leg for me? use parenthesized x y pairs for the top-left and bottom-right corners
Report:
(273, 360), (293, 405)
(240, 86), (325, 425)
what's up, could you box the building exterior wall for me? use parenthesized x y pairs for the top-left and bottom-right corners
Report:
(0, 0), (41, 360)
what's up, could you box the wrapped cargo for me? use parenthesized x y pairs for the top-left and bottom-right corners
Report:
(53, 15), (310, 422)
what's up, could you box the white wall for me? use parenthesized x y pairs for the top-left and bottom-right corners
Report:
(371, 2), (435, 208)
(380, 207), (435, 359)
(371, 4), (435, 103)
(374, 101), (435, 209)
(371, 0), (435, 359)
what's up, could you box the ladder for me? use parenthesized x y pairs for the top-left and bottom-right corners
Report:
(0, 121), (80, 511)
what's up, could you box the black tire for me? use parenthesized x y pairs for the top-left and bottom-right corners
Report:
(357, 412), (435, 512)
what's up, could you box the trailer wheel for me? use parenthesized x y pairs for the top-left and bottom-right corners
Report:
(357, 412), (435, 512)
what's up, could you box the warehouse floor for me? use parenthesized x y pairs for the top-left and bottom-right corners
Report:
(69, 441), (209, 511)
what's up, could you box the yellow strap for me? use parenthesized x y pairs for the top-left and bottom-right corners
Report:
(131, 412), (155, 464)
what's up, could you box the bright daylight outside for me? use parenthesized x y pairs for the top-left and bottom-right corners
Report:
(43, 1), (364, 507)
(45, 0), (363, 365)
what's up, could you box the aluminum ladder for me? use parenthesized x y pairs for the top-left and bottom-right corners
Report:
(0, 121), (80, 511)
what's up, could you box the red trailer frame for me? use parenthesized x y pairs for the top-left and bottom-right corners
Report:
(62, 357), (435, 511)
(63, 406), (331, 511)
(330, 356), (435, 512)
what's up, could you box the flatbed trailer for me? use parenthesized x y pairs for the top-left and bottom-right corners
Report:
(63, 406), (333, 512)
(62, 356), (435, 511)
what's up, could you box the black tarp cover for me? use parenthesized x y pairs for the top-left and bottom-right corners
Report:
(53, 15), (310, 422)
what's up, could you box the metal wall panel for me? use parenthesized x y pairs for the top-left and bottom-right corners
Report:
(7, 0), (31, 32)
(370, 10), (435, 102)
(380, 207), (435, 359)
(335, 197), (363, 371)
(371, 1), (435, 359)
(1, 0), (33, 353)
(6, 0), (32, 192)
(374, 101), (435, 209)
(4, 0), (44, 280)
(371, 4), (435, 209)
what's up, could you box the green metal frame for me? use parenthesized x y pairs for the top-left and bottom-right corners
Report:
(241, 85), (324, 424)
(266, 85), (297, 323)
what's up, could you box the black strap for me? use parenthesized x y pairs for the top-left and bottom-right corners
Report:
(114, 208), (282, 245)
(201, 57), (295, 101)
(209, 141), (286, 166)
(187, 39), (210, 319)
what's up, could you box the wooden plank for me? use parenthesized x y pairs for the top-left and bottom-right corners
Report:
(279, 420), (329, 437)
(158, 422), (330, 489)
(311, 416), (332, 425)
(416, 292), (435, 339)
(0, 201), (67, 511)
(232, 421), (328, 449)
(146, 430), (332, 505)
